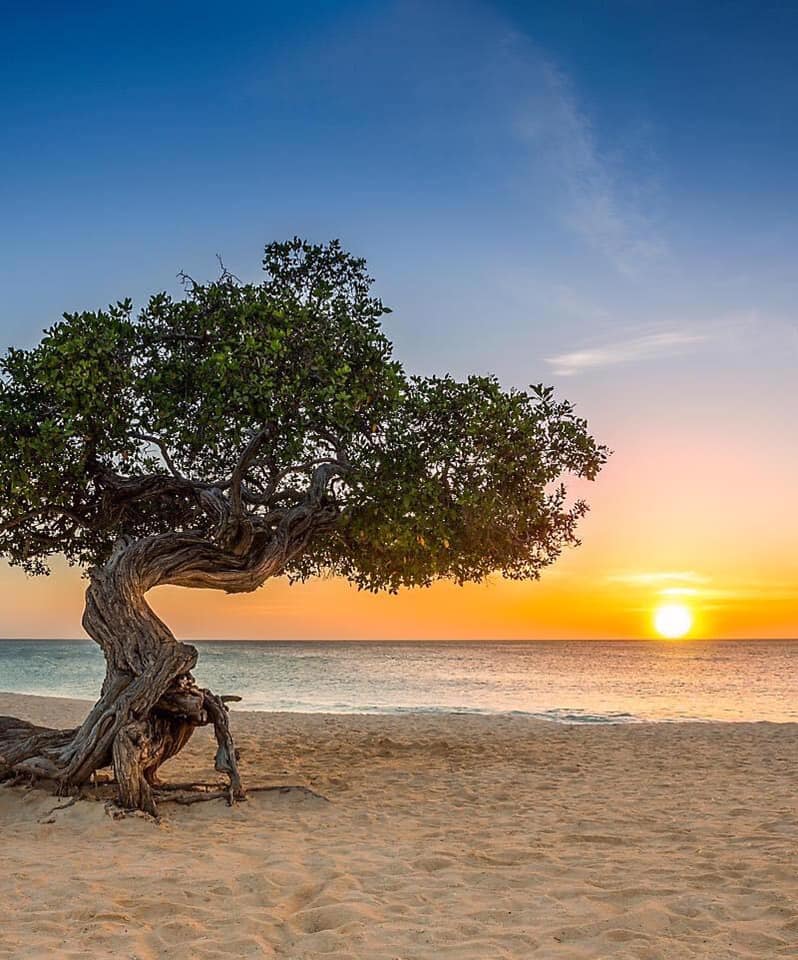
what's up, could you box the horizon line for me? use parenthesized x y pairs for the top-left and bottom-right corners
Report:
(1, 636), (796, 644)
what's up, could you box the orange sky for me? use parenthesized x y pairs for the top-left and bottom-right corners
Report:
(3, 414), (796, 641)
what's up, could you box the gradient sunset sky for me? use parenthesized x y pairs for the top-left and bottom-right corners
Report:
(2, 1), (796, 639)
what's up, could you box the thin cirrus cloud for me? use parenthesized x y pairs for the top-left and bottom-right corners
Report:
(607, 571), (711, 586)
(266, 3), (667, 279)
(546, 329), (707, 376)
(605, 573), (798, 604)
(511, 45), (666, 277)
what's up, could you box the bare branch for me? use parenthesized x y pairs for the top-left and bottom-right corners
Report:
(98, 471), (206, 500)
(215, 253), (242, 285)
(306, 461), (350, 504)
(131, 433), (184, 479)
(95, 471), (229, 532)
(235, 458), (349, 510)
(316, 427), (350, 463)
(229, 425), (276, 518)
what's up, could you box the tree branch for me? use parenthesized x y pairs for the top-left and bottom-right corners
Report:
(131, 433), (184, 479)
(0, 505), (93, 536)
(306, 461), (349, 504)
(229, 426), (276, 519)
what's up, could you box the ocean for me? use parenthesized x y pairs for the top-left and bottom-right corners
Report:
(1, 638), (795, 722)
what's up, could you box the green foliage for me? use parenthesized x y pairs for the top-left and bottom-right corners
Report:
(0, 239), (607, 587)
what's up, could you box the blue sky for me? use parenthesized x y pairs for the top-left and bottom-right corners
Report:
(2, 0), (797, 637)
(3, 1), (796, 355)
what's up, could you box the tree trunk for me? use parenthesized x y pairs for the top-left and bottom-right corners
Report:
(0, 533), (261, 816)
(1, 487), (330, 815)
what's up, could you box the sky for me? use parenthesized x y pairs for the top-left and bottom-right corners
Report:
(1, 0), (797, 639)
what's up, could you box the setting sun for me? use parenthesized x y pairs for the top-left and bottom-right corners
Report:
(654, 603), (693, 639)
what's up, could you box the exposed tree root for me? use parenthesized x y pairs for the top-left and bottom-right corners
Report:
(155, 783), (330, 806)
(37, 795), (79, 824)
(154, 780), (227, 791)
(2, 771), (329, 824)
(0, 677), (247, 817)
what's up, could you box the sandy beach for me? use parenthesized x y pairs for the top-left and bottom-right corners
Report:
(1, 692), (796, 959)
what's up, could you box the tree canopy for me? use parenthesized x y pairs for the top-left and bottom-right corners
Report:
(0, 238), (607, 591)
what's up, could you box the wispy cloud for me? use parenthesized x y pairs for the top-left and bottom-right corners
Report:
(547, 329), (706, 376)
(282, 5), (666, 279)
(607, 571), (798, 605)
(607, 571), (710, 587)
(512, 49), (666, 276)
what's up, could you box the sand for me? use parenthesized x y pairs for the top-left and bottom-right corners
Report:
(0, 692), (796, 959)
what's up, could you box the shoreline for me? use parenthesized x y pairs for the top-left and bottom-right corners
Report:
(2, 690), (797, 726)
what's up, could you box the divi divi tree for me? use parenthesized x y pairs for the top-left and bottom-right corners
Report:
(0, 240), (607, 814)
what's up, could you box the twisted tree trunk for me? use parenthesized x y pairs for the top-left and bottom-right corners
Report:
(1, 466), (337, 816)
(0, 530), (289, 815)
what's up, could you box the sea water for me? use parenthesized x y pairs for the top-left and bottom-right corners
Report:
(1, 639), (795, 722)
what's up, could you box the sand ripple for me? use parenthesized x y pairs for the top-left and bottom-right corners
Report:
(1, 693), (796, 958)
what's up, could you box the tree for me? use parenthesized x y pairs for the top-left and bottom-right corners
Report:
(0, 239), (607, 815)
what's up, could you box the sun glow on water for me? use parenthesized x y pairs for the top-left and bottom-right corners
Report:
(654, 603), (693, 639)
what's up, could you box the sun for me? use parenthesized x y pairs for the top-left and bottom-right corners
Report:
(654, 603), (693, 639)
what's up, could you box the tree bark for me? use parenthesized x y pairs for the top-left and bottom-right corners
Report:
(1, 471), (336, 815)
(0, 531), (280, 815)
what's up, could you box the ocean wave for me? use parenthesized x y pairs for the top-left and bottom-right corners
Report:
(231, 699), (645, 723)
